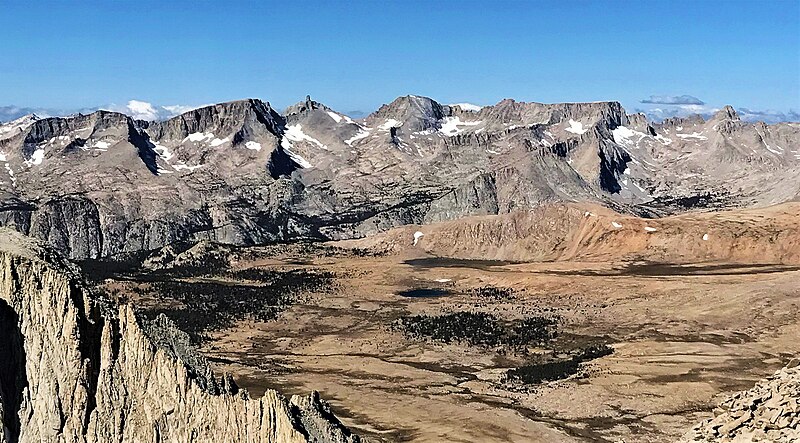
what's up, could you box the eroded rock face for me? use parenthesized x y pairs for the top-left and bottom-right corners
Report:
(682, 359), (800, 442)
(0, 228), (359, 443)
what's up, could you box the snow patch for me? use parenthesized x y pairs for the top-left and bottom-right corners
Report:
(152, 143), (173, 161)
(612, 126), (646, 146)
(244, 141), (262, 151)
(378, 119), (402, 130)
(0, 152), (6, 162)
(565, 119), (587, 135)
(92, 141), (111, 150)
(24, 149), (45, 166)
(285, 124), (327, 149)
(210, 137), (229, 147)
(439, 116), (482, 136)
(185, 132), (215, 143)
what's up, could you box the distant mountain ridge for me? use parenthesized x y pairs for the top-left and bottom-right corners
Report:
(0, 94), (797, 259)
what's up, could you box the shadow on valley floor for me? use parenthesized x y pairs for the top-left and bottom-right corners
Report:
(403, 257), (517, 270)
(543, 262), (800, 277)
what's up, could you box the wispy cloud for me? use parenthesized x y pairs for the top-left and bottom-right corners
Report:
(640, 95), (705, 105)
(738, 108), (800, 124)
(633, 104), (717, 122)
(0, 100), (204, 123)
(0, 105), (61, 122)
(636, 104), (800, 124)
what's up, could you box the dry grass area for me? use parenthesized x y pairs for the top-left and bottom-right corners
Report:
(101, 203), (800, 442)
(192, 254), (799, 443)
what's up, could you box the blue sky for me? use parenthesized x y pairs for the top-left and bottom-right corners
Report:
(1, 0), (798, 121)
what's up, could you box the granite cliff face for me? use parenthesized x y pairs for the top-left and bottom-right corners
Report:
(0, 95), (797, 259)
(0, 228), (359, 443)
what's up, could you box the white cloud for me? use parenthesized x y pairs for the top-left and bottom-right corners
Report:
(102, 100), (204, 121)
(125, 100), (161, 120)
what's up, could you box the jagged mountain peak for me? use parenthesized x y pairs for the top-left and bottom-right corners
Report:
(711, 105), (740, 122)
(367, 95), (451, 132)
(149, 98), (283, 142)
(284, 95), (333, 119)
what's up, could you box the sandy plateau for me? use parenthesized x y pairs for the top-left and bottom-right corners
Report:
(93, 203), (800, 443)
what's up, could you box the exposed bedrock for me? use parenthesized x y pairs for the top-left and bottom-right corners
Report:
(0, 228), (359, 443)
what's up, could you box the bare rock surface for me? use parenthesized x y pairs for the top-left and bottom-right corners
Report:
(340, 201), (800, 264)
(683, 359), (800, 442)
(0, 228), (359, 443)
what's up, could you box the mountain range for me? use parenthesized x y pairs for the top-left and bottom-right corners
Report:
(0, 95), (798, 259)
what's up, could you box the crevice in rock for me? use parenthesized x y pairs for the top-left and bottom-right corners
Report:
(0, 299), (26, 443)
(267, 147), (304, 179)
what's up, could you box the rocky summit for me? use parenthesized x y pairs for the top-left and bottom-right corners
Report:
(0, 95), (797, 260)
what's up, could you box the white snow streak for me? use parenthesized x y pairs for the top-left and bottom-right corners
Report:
(285, 124), (326, 149)
(279, 138), (312, 168)
(326, 111), (343, 123)
(345, 129), (370, 146)
(676, 132), (708, 140)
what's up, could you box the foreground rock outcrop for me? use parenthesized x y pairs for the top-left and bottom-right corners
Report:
(683, 360), (800, 442)
(0, 228), (359, 443)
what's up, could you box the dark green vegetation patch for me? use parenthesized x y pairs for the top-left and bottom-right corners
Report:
(396, 312), (557, 348)
(504, 344), (614, 385)
(141, 268), (336, 343)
